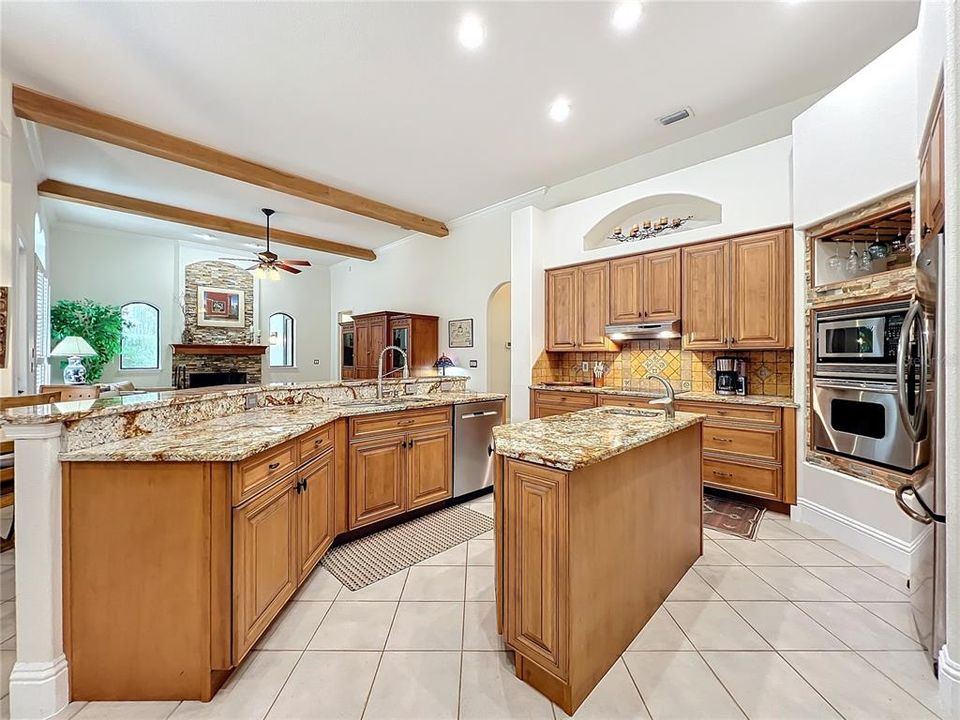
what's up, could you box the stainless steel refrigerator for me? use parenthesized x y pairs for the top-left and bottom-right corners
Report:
(895, 233), (947, 675)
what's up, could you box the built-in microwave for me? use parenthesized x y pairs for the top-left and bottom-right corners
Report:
(814, 300), (910, 379)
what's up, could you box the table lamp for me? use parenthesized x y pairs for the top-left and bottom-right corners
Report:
(433, 354), (455, 376)
(51, 335), (97, 385)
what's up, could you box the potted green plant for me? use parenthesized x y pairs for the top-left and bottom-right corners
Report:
(50, 299), (124, 383)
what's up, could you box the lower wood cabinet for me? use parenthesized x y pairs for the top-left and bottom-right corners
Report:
(297, 450), (336, 580)
(407, 426), (454, 510)
(350, 436), (407, 528)
(530, 389), (597, 419)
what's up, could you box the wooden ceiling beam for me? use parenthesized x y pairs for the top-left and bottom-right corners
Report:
(38, 179), (377, 261)
(15, 85), (448, 237)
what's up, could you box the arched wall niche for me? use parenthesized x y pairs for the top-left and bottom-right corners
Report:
(583, 193), (722, 251)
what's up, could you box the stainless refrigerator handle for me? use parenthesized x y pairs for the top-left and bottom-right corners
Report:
(915, 309), (929, 438)
(895, 301), (922, 441)
(895, 484), (946, 524)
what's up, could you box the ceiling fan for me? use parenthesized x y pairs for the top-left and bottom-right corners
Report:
(220, 208), (311, 281)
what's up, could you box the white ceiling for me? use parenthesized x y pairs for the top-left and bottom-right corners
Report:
(2, 1), (918, 262)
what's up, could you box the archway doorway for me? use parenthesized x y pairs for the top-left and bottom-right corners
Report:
(486, 282), (511, 419)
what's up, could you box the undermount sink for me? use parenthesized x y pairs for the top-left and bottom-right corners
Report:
(337, 396), (433, 408)
(598, 407), (661, 418)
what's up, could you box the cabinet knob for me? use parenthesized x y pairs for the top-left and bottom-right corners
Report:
(268, 461), (281, 471)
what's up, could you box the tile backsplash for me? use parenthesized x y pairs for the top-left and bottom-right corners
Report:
(531, 340), (793, 397)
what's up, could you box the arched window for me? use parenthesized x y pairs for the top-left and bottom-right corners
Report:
(269, 313), (295, 368)
(120, 302), (160, 370)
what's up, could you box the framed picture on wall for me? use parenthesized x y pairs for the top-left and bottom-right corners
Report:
(448, 318), (474, 348)
(197, 286), (245, 327)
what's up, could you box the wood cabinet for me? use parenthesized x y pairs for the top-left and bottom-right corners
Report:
(345, 312), (439, 379)
(297, 450), (336, 580)
(920, 88), (944, 239)
(350, 435), (407, 528)
(609, 248), (681, 323)
(546, 262), (617, 351)
(682, 229), (791, 350)
(530, 389), (597, 419)
(407, 426), (454, 510)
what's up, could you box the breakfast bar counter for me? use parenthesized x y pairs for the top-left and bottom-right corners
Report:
(491, 407), (704, 715)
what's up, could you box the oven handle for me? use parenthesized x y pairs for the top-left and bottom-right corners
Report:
(895, 484), (945, 524)
(812, 379), (898, 393)
(895, 301), (923, 441)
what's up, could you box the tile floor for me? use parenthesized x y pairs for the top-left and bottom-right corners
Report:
(0, 499), (950, 719)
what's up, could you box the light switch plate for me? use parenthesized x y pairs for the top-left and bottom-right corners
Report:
(469, 360), (478, 368)
(580, 361), (589, 372)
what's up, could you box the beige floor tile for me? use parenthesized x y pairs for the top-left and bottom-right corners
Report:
(623, 651), (745, 719)
(170, 651), (299, 720)
(701, 651), (840, 719)
(73, 702), (181, 719)
(771, 518), (832, 540)
(859, 650), (950, 719)
(459, 652), (554, 720)
(416, 542), (467, 566)
(49, 702), (88, 720)
(400, 565), (465, 601)
(475, 529), (494, 540)
(627, 607), (693, 651)
(762, 539), (850, 566)
(467, 538), (495, 566)
(468, 503), (495, 518)
(364, 651), (461, 720)
(665, 602), (769, 650)
(795, 602), (921, 650)
(255, 601), (331, 651)
(693, 566), (785, 601)
(0, 635), (14, 651)
(462, 601), (503, 651)
(336, 569), (408, 602)
(386, 601), (463, 650)
(729, 601), (845, 650)
(703, 527), (729, 540)
(781, 651), (937, 719)
(694, 539), (740, 566)
(665, 568), (721, 601)
(557, 659), (649, 719)
(265, 651), (380, 720)
(0, 568), (14, 602)
(814, 539), (884, 566)
(0, 602), (14, 643)
(749, 567), (849, 601)
(294, 567), (343, 601)
(859, 602), (922, 642)
(756, 518), (804, 540)
(465, 564), (495, 601)
(0, 552), (13, 567)
(307, 601), (396, 651)
(1, 650), (14, 698)
(713, 538), (795, 566)
(862, 565), (911, 593)
(806, 566), (908, 602)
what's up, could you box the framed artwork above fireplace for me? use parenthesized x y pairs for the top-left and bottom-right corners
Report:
(197, 286), (245, 328)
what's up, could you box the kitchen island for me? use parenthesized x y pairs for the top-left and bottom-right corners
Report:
(492, 406), (704, 715)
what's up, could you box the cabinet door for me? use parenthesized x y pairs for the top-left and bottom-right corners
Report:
(350, 436), (406, 529)
(406, 427), (452, 510)
(354, 320), (371, 374)
(297, 449), (335, 580)
(368, 318), (388, 369)
(546, 267), (579, 350)
(730, 230), (789, 349)
(233, 478), (298, 662)
(609, 255), (643, 323)
(920, 94), (944, 237)
(578, 261), (613, 350)
(682, 240), (729, 349)
(504, 460), (568, 680)
(643, 248), (681, 321)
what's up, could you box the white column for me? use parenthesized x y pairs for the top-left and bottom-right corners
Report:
(6, 423), (69, 720)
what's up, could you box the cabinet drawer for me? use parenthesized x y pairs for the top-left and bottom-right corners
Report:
(676, 401), (780, 426)
(299, 423), (334, 464)
(703, 457), (780, 500)
(234, 441), (298, 506)
(349, 406), (451, 440)
(597, 395), (656, 409)
(532, 390), (597, 410)
(703, 424), (780, 463)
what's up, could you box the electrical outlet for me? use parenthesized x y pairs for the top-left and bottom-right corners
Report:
(313, 359), (320, 365)
(580, 361), (589, 372)
(469, 359), (478, 368)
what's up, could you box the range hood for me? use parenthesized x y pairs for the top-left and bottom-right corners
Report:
(604, 320), (682, 341)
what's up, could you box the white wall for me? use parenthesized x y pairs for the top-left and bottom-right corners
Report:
(486, 281), (511, 401)
(793, 32), (919, 230)
(260, 263), (331, 382)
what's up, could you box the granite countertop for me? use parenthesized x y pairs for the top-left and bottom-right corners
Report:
(529, 384), (798, 408)
(59, 392), (506, 463)
(493, 406), (704, 471)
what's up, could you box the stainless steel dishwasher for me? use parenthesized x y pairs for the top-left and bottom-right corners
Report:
(453, 400), (502, 498)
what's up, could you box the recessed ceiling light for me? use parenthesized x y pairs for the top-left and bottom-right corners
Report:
(458, 14), (485, 50)
(549, 96), (572, 123)
(611, 1), (643, 33)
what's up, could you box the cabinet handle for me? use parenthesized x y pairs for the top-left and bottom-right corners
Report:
(314, 439), (323, 447)
(301, 478), (308, 492)
(409, 439), (415, 448)
(711, 437), (733, 443)
(398, 419), (415, 426)
(712, 471), (733, 479)
(401, 440), (408, 449)
(268, 461), (281, 471)
(716, 410), (728, 416)
(922, 224), (931, 237)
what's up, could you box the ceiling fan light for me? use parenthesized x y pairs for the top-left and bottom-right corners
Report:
(253, 266), (266, 279)
(268, 267), (281, 282)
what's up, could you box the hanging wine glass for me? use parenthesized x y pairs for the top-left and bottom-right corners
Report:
(827, 241), (842, 269)
(890, 226), (904, 255)
(869, 229), (890, 259)
(845, 240), (860, 273)
(860, 240), (873, 271)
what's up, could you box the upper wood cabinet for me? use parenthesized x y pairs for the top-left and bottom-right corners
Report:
(920, 89), (944, 239)
(546, 262), (616, 351)
(610, 249), (681, 323)
(682, 229), (791, 350)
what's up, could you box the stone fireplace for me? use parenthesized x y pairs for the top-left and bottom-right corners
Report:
(171, 344), (267, 388)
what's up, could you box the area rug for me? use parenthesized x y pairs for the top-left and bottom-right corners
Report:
(703, 491), (765, 540)
(321, 504), (494, 590)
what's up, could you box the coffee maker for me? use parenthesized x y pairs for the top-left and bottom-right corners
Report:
(715, 356), (746, 396)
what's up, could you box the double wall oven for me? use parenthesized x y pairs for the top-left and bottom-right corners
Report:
(812, 299), (929, 473)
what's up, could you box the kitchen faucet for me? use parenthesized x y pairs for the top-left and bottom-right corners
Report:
(377, 346), (409, 399)
(646, 375), (676, 420)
